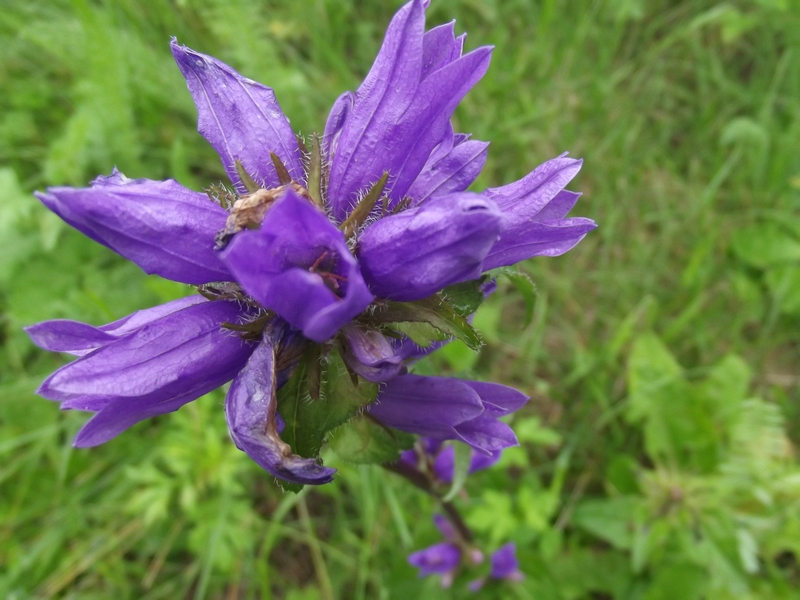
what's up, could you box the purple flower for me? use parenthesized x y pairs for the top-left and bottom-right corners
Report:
(27, 0), (593, 486)
(408, 514), (481, 588)
(469, 543), (524, 591)
(369, 376), (528, 454)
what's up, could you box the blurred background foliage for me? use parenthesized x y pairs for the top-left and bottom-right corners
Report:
(1, 0), (800, 598)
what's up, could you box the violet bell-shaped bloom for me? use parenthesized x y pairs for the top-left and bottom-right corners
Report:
(27, 0), (594, 486)
(408, 514), (481, 588)
(369, 375), (529, 454)
(469, 543), (524, 591)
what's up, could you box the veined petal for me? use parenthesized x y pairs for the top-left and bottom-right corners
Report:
(25, 295), (203, 356)
(42, 300), (255, 447)
(386, 46), (492, 203)
(421, 21), (463, 81)
(482, 217), (597, 271)
(323, 91), (353, 159)
(407, 138), (489, 203)
(485, 155), (583, 219)
(358, 192), (503, 301)
(368, 375), (485, 439)
(171, 40), (302, 193)
(219, 189), (374, 342)
(327, 0), (426, 219)
(481, 155), (596, 269)
(340, 325), (405, 382)
(225, 335), (336, 485)
(36, 173), (229, 285)
(37, 301), (253, 432)
(369, 374), (526, 453)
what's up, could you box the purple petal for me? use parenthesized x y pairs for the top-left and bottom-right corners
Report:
(323, 91), (353, 159)
(218, 189), (374, 342)
(482, 155), (596, 269)
(433, 514), (459, 542)
(370, 375), (525, 453)
(490, 543), (523, 580)
(36, 174), (229, 285)
(171, 40), (302, 193)
(432, 444), (503, 482)
(38, 301), (255, 447)
(26, 296), (204, 356)
(407, 139), (489, 204)
(358, 192), (504, 301)
(340, 326), (405, 382)
(408, 542), (461, 577)
(368, 374), (484, 440)
(485, 155), (583, 219)
(482, 217), (597, 271)
(462, 381), (529, 417)
(454, 416), (518, 455)
(225, 335), (336, 485)
(421, 22), (463, 81)
(326, 0), (492, 219)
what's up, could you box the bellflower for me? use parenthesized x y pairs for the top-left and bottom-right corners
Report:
(408, 515), (483, 588)
(27, 0), (595, 486)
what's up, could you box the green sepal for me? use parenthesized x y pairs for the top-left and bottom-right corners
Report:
(306, 133), (324, 209)
(328, 414), (414, 465)
(234, 160), (260, 194)
(363, 295), (483, 351)
(441, 279), (485, 318)
(340, 171), (388, 238)
(277, 349), (378, 464)
(270, 152), (292, 185)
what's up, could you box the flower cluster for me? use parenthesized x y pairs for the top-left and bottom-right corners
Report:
(27, 0), (594, 488)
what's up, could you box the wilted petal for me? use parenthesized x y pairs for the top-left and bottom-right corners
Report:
(358, 192), (503, 301)
(36, 174), (229, 285)
(408, 542), (461, 577)
(171, 40), (302, 192)
(226, 335), (336, 485)
(482, 217), (597, 271)
(36, 300), (254, 446)
(327, 0), (492, 219)
(340, 326), (405, 382)
(26, 296), (203, 356)
(219, 189), (374, 342)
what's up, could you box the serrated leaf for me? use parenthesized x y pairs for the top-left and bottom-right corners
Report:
(441, 280), (484, 318)
(503, 268), (537, 326)
(277, 350), (378, 462)
(328, 415), (414, 464)
(365, 295), (483, 351)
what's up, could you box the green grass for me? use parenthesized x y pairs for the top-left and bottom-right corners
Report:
(2, 0), (800, 598)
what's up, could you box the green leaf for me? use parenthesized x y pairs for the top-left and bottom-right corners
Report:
(730, 223), (800, 269)
(340, 171), (388, 238)
(486, 266), (538, 326)
(277, 350), (378, 462)
(572, 496), (640, 549)
(441, 280), (484, 318)
(442, 441), (471, 501)
(328, 415), (413, 465)
(365, 295), (483, 351)
(765, 264), (800, 315)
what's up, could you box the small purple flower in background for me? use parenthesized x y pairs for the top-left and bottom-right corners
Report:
(408, 515), (483, 588)
(469, 543), (524, 591)
(27, 0), (595, 487)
